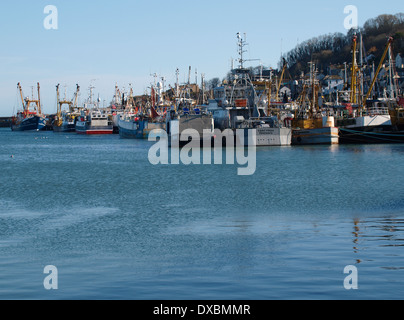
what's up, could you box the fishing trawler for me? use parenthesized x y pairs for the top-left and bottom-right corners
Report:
(119, 106), (166, 139)
(337, 102), (395, 143)
(118, 83), (167, 139)
(53, 84), (81, 133)
(166, 107), (214, 147)
(109, 83), (128, 134)
(75, 85), (113, 135)
(11, 83), (46, 131)
(292, 63), (339, 145)
(119, 116), (165, 139)
(156, 68), (214, 147)
(337, 37), (404, 143)
(206, 33), (292, 147)
(208, 79), (292, 147)
(76, 109), (113, 135)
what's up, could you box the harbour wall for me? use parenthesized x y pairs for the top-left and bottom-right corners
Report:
(0, 117), (11, 128)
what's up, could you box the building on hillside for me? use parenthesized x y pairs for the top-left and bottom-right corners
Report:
(322, 75), (344, 95)
(327, 65), (345, 78)
(279, 86), (292, 101)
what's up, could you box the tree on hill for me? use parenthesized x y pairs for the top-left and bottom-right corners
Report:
(282, 13), (404, 78)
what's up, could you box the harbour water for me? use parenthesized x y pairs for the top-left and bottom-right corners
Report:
(1, 128), (404, 300)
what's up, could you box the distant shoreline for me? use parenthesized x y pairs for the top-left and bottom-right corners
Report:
(0, 117), (12, 128)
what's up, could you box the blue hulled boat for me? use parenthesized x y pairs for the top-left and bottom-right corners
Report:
(118, 115), (165, 139)
(11, 114), (46, 131)
(11, 82), (47, 132)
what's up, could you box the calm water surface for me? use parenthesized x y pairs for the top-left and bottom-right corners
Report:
(1, 128), (404, 300)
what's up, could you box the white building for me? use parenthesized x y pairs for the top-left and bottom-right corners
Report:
(322, 75), (344, 95)
(279, 86), (292, 99)
(279, 87), (292, 98)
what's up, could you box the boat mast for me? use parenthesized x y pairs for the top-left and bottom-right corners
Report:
(362, 37), (393, 109)
(388, 46), (395, 99)
(161, 77), (166, 106)
(391, 51), (400, 99)
(350, 35), (358, 106)
(88, 84), (95, 108)
(56, 84), (61, 118)
(276, 58), (287, 102)
(201, 73), (206, 105)
(73, 84), (80, 110)
(17, 83), (25, 111)
(359, 32), (364, 102)
(175, 68), (180, 100)
(236, 32), (247, 69)
(37, 83), (42, 115)
(114, 83), (121, 105)
(310, 62), (316, 117)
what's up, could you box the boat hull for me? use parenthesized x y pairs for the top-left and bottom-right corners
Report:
(336, 114), (401, 144)
(11, 116), (46, 132)
(76, 128), (114, 135)
(75, 122), (113, 135)
(292, 127), (339, 145)
(167, 114), (215, 147)
(112, 113), (124, 134)
(53, 123), (76, 133)
(119, 119), (166, 139)
(119, 125), (144, 139)
(339, 125), (404, 144)
(239, 127), (292, 147)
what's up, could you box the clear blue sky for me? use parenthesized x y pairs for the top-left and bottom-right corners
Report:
(0, 0), (402, 116)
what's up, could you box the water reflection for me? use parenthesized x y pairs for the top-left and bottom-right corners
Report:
(352, 217), (404, 266)
(353, 219), (361, 264)
(340, 144), (404, 155)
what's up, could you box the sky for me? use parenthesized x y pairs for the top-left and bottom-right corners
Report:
(0, 0), (402, 116)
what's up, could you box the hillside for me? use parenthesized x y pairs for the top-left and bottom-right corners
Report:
(283, 13), (404, 77)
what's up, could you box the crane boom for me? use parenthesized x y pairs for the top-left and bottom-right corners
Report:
(17, 83), (25, 110)
(276, 59), (287, 102)
(73, 84), (80, 109)
(350, 35), (358, 104)
(362, 37), (393, 108)
(37, 83), (42, 115)
(56, 84), (62, 117)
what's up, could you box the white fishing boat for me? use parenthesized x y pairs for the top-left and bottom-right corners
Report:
(75, 85), (113, 135)
(206, 33), (292, 147)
